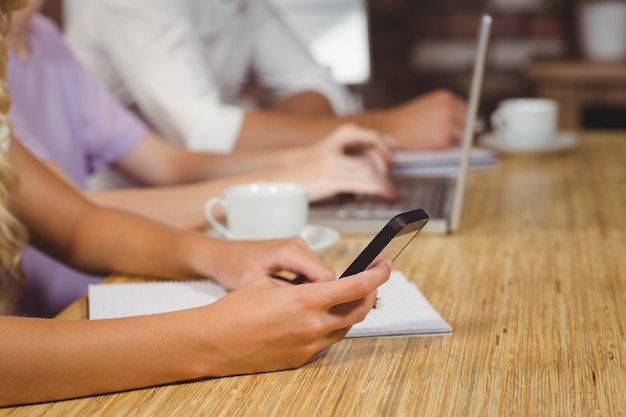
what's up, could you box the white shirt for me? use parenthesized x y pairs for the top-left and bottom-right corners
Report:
(66, 0), (352, 153)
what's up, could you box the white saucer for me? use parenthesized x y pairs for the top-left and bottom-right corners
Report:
(207, 224), (341, 251)
(300, 224), (341, 251)
(479, 132), (578, 154)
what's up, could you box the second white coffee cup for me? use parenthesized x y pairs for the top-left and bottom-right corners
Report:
(204, 182), (309, 240)
(491, 98), (558, 148)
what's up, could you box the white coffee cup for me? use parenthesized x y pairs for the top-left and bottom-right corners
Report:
(204, 182), (309, 240)
(491, 98), (558, 148)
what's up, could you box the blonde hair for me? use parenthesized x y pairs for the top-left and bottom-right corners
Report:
(0, 0), (29, 313)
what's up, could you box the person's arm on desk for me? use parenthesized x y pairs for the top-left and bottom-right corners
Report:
(236, 89), (468, 151)
(270, 90), (336, 117)
(65, 1), (465, 152)
(9, 139), (333, 288)
(6, 3), (395, 231)
(0, 262), (389, 406)
(0, 135), (391, 407)
(79, 124), (397, 230)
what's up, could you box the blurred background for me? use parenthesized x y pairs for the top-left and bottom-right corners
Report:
(46, 0), (626, 131)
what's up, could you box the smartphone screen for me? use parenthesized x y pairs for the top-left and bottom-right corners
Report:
(339, 209), (429, 278)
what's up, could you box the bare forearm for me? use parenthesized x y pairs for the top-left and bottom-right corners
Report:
(88, 167), (303, 230)
(88, 182), (223, 230)
(236, 109), (389, 150)
(118, 132), (306, 186)
(270, 91), (335, 117)
(0, 312), (209, 406)
(65, 204), (220, 279)
(237, 110), (338, 149)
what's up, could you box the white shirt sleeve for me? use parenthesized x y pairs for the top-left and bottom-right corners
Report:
(67, 0), (355, 153)
(69, 1), (244, 153)
(247, 1), (353, 115)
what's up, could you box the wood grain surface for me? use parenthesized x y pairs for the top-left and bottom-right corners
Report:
(3, 131), (625, 416)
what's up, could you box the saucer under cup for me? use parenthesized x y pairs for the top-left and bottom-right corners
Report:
(206, 224), (340, 252)
(480, 131), (577, 153)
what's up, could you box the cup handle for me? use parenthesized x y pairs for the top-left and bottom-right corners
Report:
(204, 198), (234, 240)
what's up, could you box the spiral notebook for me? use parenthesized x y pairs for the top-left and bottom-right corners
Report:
(88, 271), (452, 339)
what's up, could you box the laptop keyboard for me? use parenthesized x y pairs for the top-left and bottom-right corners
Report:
(312, 176), (454, 220)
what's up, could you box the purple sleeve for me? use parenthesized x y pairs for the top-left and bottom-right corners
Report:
(64, 53), (149, 172)
(8, 14), (149, 178)
(10, 113), (52, 161)
(26, 13), (151, 173)
(10, 15), (149, 174)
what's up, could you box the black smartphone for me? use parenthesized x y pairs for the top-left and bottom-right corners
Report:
(271, 209), (429, 283)
(339, 208), (429, 278)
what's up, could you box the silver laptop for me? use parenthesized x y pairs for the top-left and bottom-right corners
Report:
(310, 14), (492, 234)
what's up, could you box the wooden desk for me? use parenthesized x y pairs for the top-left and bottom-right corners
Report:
(3, 132), (626, 416)
(528, 60), (626, 129)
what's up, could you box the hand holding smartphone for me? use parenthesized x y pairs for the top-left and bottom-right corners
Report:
(272, 208), (429, 283)
(339, 208), (429, 278)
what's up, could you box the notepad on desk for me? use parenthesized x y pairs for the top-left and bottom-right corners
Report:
(88, 271), (452, 338)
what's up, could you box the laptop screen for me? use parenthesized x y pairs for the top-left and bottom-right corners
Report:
(449, 14), (492, 232)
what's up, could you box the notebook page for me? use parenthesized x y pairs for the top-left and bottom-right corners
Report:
(347, 271), (452, 338)
(88, 272), (452, 338)
(88, 280), (227, 319)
